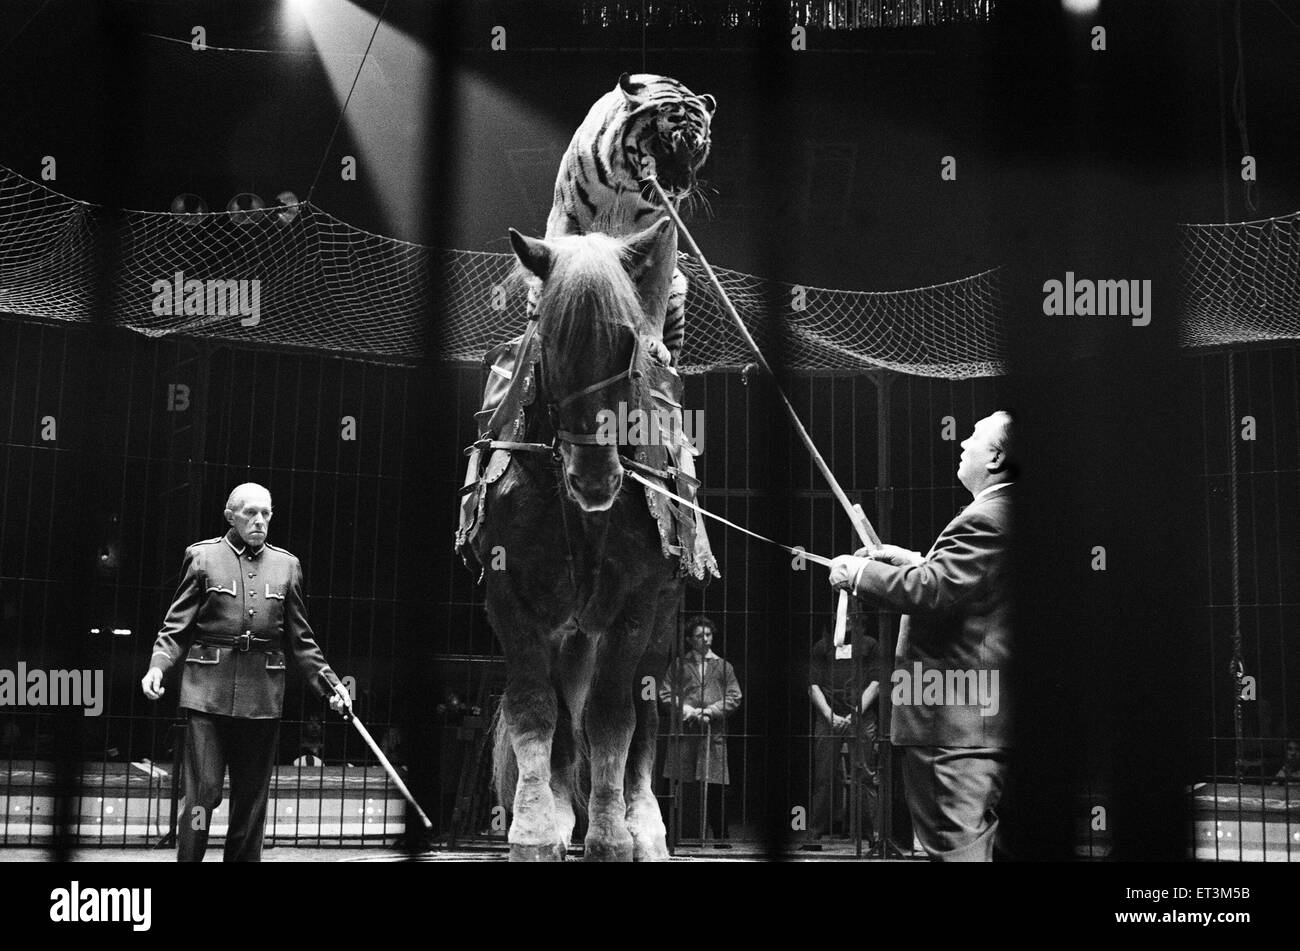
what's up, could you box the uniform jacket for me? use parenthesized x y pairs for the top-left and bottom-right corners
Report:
(150, 529), (341, 719)
(659, 651), (742, 785)
(850, 485), (1013, 748)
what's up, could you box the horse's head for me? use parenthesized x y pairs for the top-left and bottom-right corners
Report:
(508, 218), (676, 513)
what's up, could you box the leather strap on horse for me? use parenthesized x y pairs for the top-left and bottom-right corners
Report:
(552, 332), (644, 445)
(463, 437), (554, 458)
(481, 317), (541, 439)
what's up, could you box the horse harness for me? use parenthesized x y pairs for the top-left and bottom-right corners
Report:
(467, 318), (677, 474)
(462, 319), (678, 619)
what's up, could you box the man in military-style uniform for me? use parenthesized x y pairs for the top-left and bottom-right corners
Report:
(141, 482), (350, 862)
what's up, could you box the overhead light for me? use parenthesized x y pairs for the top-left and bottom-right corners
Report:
(170, 192), (208, 226)
(1061, 0), (1101, 15)
(227, 192), (266, 226)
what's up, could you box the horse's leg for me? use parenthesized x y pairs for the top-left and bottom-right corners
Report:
(624, 685), (670, 861)
(623, 586), (675, 861)
(548, 695), (579, 861)
(549, 625), (596, 861)
(501, 637), (562, 862)
(582, 624), (646, 862)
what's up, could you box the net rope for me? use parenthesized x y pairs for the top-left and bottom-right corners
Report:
(1179, 210), (1300, 350)
(0, 163), (1006, 377)
(2, 163), (1297, 376)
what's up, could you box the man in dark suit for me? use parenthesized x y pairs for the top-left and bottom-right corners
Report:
(141, 482), (350, 861)
(830, 411), (1015, 862)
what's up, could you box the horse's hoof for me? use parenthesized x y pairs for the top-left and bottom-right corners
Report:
(510, 843), (565, 862)
(633, 836), (670, 862)
(583, 839), (634, 862)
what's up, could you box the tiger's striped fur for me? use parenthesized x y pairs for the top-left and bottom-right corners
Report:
(530, 73), (716, 366)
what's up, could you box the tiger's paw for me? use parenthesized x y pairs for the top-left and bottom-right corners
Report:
(641, 335), (671, 366)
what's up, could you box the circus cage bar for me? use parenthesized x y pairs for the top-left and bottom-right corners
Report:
(2, 315), (1297, 859)
(1, 0), (1298, 861)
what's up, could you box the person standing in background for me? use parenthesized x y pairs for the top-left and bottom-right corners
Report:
(806, 610), (881, 848)
(660, 615), (742, 843)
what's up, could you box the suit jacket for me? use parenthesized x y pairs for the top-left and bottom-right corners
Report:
(850, 486), (1012, 748)
(150, 529), (340, 719)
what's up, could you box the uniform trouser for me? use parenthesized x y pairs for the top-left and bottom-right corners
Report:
(901, 746), (1009, 862)
(809, 715), (878, 840)
(179, 710), (279, 862)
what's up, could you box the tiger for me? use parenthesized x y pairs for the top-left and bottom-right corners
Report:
(528, 72), (717, 367)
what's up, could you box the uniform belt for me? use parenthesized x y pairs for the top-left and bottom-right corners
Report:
(197, 633), (281, 652)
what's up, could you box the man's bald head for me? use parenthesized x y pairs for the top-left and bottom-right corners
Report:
(224, 483), (273, 548)
(225, 482), (271, 514)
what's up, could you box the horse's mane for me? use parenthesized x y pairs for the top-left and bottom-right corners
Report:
(533, 233), (652, 395)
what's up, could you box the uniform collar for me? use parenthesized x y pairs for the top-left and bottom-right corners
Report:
(224, 528), (265, 558)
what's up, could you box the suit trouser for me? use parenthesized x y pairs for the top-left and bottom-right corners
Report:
(809, 716), (878, 840)
(179, 710), (279, 862)
(901, 746), (1009, 862)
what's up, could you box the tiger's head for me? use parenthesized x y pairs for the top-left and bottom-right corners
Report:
(618, 73), (716, 202)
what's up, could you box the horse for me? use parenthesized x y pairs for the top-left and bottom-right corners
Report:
(477, 218), (683, 861)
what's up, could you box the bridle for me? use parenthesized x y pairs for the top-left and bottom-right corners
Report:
(467, 304), (670, 621)
(544, 326), (644, 449)
(467, 312), (671, 618)
(538, 321), (646, 626)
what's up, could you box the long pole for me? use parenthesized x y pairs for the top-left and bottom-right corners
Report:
(334, 686), (433, 830)
(868, 369), (902, 858)
(649, 177), (889, 858)
(648, 179), (880, 553)
(701, 719), (711, 842)
(649, 176), (879, 657)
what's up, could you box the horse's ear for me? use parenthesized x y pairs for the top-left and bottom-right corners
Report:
(509, 228), (552, 281)
(625, 217), (675, 270)
(625, 218), (677, 320)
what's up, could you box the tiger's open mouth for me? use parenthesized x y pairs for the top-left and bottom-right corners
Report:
(648, 132), (706, 197)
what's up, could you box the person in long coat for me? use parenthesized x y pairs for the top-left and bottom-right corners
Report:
(660, 615), (742, 841)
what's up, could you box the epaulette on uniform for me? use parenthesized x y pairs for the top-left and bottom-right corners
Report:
(264, 541), (297, 559)
(191, 537), (225, 547)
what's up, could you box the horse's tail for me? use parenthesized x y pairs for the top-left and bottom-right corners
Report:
(575, 726), (591, 821)
(490, 693), (588, 822)
(558, 699), (589, 823)
(490, 700), (517, 812)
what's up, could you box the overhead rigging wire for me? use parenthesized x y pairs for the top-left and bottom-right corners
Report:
(307, 0), (392, 203)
